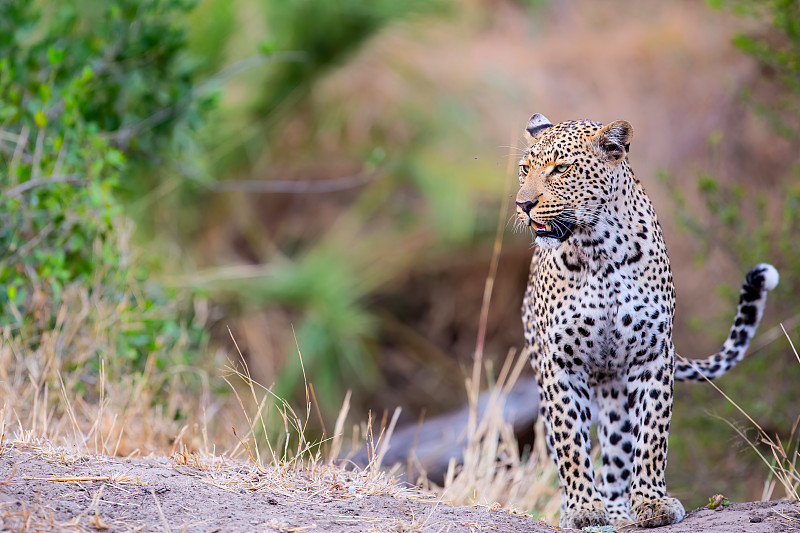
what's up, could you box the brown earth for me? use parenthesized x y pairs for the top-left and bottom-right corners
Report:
(2, 444), (798, 533)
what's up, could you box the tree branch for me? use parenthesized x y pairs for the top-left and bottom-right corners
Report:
(209, 169), (382, 194)
(5, 175), (84, 199)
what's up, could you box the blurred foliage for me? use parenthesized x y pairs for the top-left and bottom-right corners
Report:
(168, 0), (511, 414)
(683, 0), (800, 329)
(245, 246), (383, 403)
(708, 0), (800, 140)
(259, 0), (447, 115)
(197, 0), (449, 174)
(0, 1), (208, 378)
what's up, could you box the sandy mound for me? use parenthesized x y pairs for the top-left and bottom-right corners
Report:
(1, 443), (797, 532)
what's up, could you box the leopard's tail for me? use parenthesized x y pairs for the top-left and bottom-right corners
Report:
(674, 263), (779, 382)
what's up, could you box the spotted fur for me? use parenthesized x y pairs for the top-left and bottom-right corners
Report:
(515, 114), (779, 529)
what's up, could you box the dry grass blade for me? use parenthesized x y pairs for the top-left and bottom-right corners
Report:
(749, 314), (800, 354)
(374, 407), (401, 471)
(87, 485), (110, 531)
(151, 488), (173, 533)
(329, 390), (351, 462)
(618, 512), (668, 529)
(0, 403), (7, 448)
(773, 509), (800, 523)
(290, 324), (313, 453)
(471, 130), (516, 387)
(226, 326), (266, 466)
(782, 323), (800, 365)
(309, 383), (327, 438)
(23, 475), (111, 482)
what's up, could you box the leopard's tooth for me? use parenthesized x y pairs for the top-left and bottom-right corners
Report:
(545, 223), (551, 232)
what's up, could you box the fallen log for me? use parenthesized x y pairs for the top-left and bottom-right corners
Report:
(349, 376), (541, 483)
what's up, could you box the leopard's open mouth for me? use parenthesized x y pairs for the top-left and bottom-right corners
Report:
(531, 218), (575, 241)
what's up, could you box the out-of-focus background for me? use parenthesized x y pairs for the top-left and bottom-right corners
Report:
(1, 0), (798, 511)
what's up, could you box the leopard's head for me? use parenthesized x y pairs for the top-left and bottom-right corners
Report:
(515, 114), (633, 249)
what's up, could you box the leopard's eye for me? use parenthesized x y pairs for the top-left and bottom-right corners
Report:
(519, 164), (530, 184)
(554, 164), (570, 173)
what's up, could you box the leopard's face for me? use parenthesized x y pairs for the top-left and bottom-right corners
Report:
(515, 115), (633, 249)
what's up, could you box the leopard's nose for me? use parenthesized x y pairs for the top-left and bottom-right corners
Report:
(515, 200), (539, 214)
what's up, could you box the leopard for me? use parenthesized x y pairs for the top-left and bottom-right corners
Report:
(514, 113), (779, 529)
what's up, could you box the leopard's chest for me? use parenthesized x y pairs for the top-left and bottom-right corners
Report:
(529, 252), (674, 376)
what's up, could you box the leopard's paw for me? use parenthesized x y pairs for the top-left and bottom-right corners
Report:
(631, 496), (685, 527)
(559, 506), (610, 529)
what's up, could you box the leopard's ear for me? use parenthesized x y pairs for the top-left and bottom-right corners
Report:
(524, 113), (553, 143)
(594, 120), (633, 162)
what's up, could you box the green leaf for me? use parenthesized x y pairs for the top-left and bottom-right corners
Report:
(259, 38), (277, 55)
(38, 84), (51, 104)
(80, 66), (93, 82)
(47, 46), (65, 65)
(34, 110), (47, 129)
(698, 175), (718, 194)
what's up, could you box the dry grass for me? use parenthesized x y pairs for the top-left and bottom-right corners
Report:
(0, 305), (426, 531)
(438, 348), (560, 520)
(0, 277), (230, 459)
(172, 333), (426, 503)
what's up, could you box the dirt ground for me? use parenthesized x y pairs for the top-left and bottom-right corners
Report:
(1, 444), (798, 533)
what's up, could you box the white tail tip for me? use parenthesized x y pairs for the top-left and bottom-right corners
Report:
(757, 263), (779, 291)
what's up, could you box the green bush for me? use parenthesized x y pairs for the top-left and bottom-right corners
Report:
(0, 0), (208, 374)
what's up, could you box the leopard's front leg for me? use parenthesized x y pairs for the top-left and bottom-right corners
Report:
(627, 351), (685, 527)
(538, 359), (609, 529)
